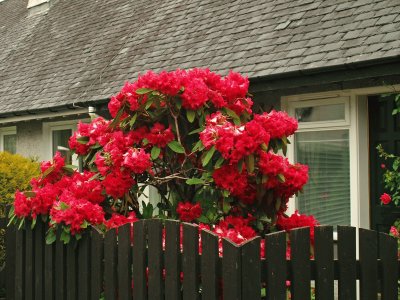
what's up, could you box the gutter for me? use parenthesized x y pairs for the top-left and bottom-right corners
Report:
(249, 55), (400, 84)
(0, 99), (109, 124)
(249, 55), (400, 92)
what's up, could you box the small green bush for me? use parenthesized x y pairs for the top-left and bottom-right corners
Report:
(0, 151), (39, 278)
(0, 151), (40, 208)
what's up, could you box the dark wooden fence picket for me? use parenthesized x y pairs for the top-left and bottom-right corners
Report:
(165, 220), (181, 300)
(200, 229), (219, 300)
(290, 227), (311, 300)
(314, 226), (334, 300)
(337, 225), (357, 300)
(182, 223), (199, 300)
(3, 220), (400, 300)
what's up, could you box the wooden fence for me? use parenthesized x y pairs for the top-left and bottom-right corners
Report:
(3, 219), (400, 300)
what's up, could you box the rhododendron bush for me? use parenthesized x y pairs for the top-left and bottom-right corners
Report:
(10, 69), (312, 244)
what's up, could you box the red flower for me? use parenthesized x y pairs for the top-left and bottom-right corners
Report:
(380, 193), (392, 205)
(176, 202), (202, 222)
(104, 212), (138, 229)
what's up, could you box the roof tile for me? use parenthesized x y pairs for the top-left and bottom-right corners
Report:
(0, 0), (399, 115)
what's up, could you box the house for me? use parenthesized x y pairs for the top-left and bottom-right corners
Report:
(1, 0), (400, 232)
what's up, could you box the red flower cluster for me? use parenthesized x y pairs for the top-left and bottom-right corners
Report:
(380, 193), (392, 205)
(104, 212), (138, 229)
(68, 118), (111, 155)
(50, 199), (105, 234)
(253, 111), (298, 139)
(176, 202), (202, 222)
(212, 165), (256, 204)
(276, 210), (319, 240)
(259, 152), (308, 199)
(107, 69), (252, 117)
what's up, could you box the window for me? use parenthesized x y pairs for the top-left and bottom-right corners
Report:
(0, 127), (17, 154)
(288, 97), (351, 226)
(43, 120), (88, 166)
(52, 128), (73, 164)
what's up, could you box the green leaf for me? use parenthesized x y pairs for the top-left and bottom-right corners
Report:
(261, 174), (269, 184)
(18, 218), (25, 230)
(60, 230), (71, 244)
(168, 141), (185, 154)
(109, 107), (124, 129)
(136, 88), (153, 95)
(24, 191), (36, 198)
(245, 154), (255, 173)
(192, 140), (205, 152)
(202, 146), (216, 167)
(215, 156), (224, 169)
(145, 99), (154, 110)
(59, 202), (69, 210)
(197, 215), (209, 223)
(277, 173), (286, 183)
(237, 159), (244, 173)
(129, 113), (138, 128)
(151, 146), (161, 160)
(222, 190), (230, 198)
(188, 127), (204, 135)
(77, 136), (89, 144)
(224, 108), (241, 125)
(261, 143), (268, 151)
(7, 214), (16, 227)
(45, 229), (56, 245)
(142, 202), (154, 219)
(186, 178), (205, 185)
(223, 200), (231, 214)
(31, 218), (37, 229)
(41, 166), (55, 179)
(186, 110), (196, 123)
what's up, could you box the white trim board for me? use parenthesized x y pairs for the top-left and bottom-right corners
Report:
(0, 108), (89, 125)
(281, 86), (377, 231)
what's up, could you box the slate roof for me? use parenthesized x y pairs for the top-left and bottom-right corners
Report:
(1, 0), (400, 117)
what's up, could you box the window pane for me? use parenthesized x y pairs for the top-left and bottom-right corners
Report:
(295, 104), (345, 122)
(52, 129), (72, 164)
(295, 130), (350, 226)
(3, 134), (16, 154)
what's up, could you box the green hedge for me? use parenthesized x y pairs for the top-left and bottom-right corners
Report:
(0, 151), (39, 209)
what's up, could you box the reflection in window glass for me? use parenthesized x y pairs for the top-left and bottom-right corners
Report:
(52, 129), (72, 164)
(295, 104), (345, 122)
(295, 130), (350, 226)
(3, 134), (16, 154)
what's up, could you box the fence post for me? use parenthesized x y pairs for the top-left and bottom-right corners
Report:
(182, 223), (199, 300)
(147, 219), (164, 300)
(241, 236), (261, 300)
(314, 226), (334, 300)
(104, 228), (117, 300)
(118, 224), (133, 300)
(201, 229), (219, 300)
(78, 232), (91, 300)
(265, 231), (287, 300)
(132, 220), (148, 300)
(5, 224), (16, 300)
(337, 226), (356, 300)
(378, 232), (398, 300)
(359, 228), (378, 300)
(222, 238), (241, 300)
(25, 221), (34, 300)
(165, 220), (181, 300)
(290, 227), (311, 300)
(90, 228), (104, 300)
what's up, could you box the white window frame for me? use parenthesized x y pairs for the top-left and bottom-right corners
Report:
(42, 119), (89, 166)
(0, 126), (17, 153)
(282, 91), (367, 231)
